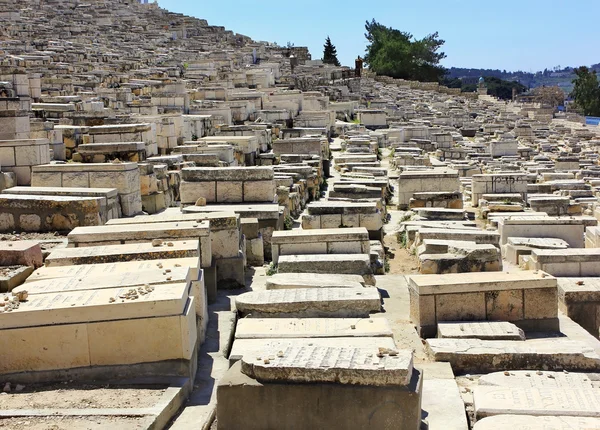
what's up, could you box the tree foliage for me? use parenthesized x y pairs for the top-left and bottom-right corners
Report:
(531, 86), (566, 107)
(322, 36), (340, 67)
(442, 76), (526, 99)
(363, 19), (446, 82)
(570, 66), (600, 116)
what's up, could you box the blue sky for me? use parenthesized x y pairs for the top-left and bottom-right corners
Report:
(157, 0), (600, 72)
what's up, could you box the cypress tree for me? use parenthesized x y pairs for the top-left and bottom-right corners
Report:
(323, 36), (341, 67)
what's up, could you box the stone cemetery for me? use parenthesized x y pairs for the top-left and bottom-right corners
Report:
(2, 1), (600, 429)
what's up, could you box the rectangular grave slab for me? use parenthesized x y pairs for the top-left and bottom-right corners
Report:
(14, 266), (193, 295)
(66, 222), (212, 268)
(497, 216), (595, 248)
(217, 361), (423, 430)
(478, 370), (598, 389)
(241, 346), (413, 386)
(44, 240), (200, 267)
(0, 194), (104, 232)
(67, 220), (210, 245)
(0, 241), (43, 267)
(277, 254), (375, 286)
(426, 338), (600, 372)
(271, 228), (370, 264)
(0, 281), (189, 329)
(26, 257), (200, 282)
(437, 321), (525, 341)
(473, 386), (600, 419)
(558, 277), (600, 338)
(265, 273), (365, 289)
(234, 317), (393, 339)
(530, 249), (600, 277)
(473, 415), (600, 430)
(229, 337), (398, 366)
(0, 297), (196, 378)
(408, 271), (558, 337)
(235, 288), (380, 318)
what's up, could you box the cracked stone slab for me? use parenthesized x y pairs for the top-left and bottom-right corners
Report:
(426, 338), (600, 372)
(474, 415), (600, 429)
(474, 386), (600, 419)
(241, 345), (413, 386)
(235, 287), (381, 318)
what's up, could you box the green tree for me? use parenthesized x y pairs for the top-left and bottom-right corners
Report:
(322, 36), (340, 66)
(570, 67), (600, 116)
(363, 19), (446, 82)
(483, 77), (527, 100)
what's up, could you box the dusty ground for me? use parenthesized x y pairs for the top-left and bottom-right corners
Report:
(0, 232), (67, 242)
(0, 416), (147, 430)
(0, 266), (25, 277)
(0, 383), (167, 409)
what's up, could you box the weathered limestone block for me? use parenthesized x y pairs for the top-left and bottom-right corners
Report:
(408, 271), (558, 337)
(241, 345), (413, 386)
(437, 321), (525, 341)
(277, 254), (375, 286)
(31, 162), (142, 216)
(427, 337), (600, 372)
(473, 416), (600, 430)
(471, 173), (528, 206)
(235, 288), (381, 318)
(398, 169), (460, 210)
(266, 273), (365, 289)
(497, 216), (595, 248)
(3, 186), (120, 223)
(271, 228), (370, 264)
(0, 195), (103, 232)
(217, 362), (423, 430)
(0, 240), (43, 267)
(530, 249), (600, 277)
(45, 240), (200, 267)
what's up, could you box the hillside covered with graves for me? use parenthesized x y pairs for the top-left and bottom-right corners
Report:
(2, 1), (600, 429)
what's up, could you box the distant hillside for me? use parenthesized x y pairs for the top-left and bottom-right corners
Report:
(445, 65), (600, 94)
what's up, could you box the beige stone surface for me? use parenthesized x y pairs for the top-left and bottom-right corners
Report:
(427, 338), (600, 372)
(473, 415), (600, 429)
(14, 266), (193, 295)
(0, 282), (189, 329)
(0, 323), (90, 373)
(524, 287), (558, 319)
(436, 292), (485, 321)
(241, 345), (413, 386)
(235, 287), (381, 317)
(235, 317), (393, 339)
(229, 337), (398, 365)
(26, 257), (200, 282)
(437, 321), (525, 341)
(44, 240), (199, 267)
(485, 289), (524, 321)
(408, 271), (556, 295)
(87, 297), (196, 365)
(474, 386), (600, 418)
(478, 370), (598, 389)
